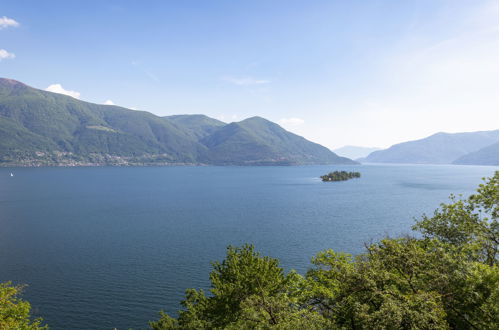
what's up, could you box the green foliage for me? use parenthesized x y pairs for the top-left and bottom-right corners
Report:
(151, 172), (499, 329)
(304, 240), (450, 329)
(414, 171), (498, 266)
(0, 282), (47, 329)
(149, 245), (329, 329)
(320, 171), (361, 182)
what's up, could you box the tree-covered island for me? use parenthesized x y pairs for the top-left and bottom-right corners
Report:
(321, 171), (361, 182)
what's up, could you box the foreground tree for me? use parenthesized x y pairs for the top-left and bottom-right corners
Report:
(149, 245), (328, 329)
(0, 282), (47, 329)
(152, 172), (498, 329)
(305, 237), (498, 329)
(414, 171), (498, 266)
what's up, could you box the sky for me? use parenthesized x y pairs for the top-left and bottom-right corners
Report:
(1, 0), (499, 149)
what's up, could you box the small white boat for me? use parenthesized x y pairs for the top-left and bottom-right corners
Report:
(10, 173), (14, 177)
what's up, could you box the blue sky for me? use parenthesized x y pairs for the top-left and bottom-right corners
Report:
(1, 0), (499, 149)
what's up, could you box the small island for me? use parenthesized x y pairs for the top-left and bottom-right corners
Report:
(321, 171), (361, 182)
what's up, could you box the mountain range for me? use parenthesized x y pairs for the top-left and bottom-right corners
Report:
(333, 146), (381, 160)
(360, 130), (499, 165)
(453, 141), (499, 165)
(0, 78), (355, 166)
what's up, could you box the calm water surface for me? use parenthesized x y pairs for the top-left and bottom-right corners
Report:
(0, 164), (497, 329)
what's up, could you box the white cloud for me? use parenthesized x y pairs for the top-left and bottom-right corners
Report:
(104, 100), (115, 105)
(45, 84), (81, 99)
(0, 49), (15, 60)
(279, 117), (305, 126)
(223, 76), (270, 86)
(0, 16), (19, 29)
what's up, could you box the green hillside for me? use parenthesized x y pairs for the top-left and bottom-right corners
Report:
(200, 117), (356, 165)
(165, 114), (225, 140)
(0, 78), (207, 165)
(0, 78), (354, 166)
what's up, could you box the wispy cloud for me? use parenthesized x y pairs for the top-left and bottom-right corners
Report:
(104, 100), (115, 105)
(222, 76), (270, 86)
(279, 117), (305, 126)
(0, 16), (19, 29)
(46, 84), (81, 99)
(145, 70), (160, 82)
(131, 60), (160, 82)
(0, 49), (15, 60)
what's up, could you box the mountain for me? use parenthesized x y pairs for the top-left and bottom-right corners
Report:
(0, 78), (355, 166)
(0, 78), (207, 165)
(333, 145), (380, 160)
(360, 130), (499, 164)
(453, 141), (499, 165)
(200, 116), (355, 165)
(166, 114), (225, 140)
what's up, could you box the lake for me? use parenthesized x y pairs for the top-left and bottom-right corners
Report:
(0, 164), (497, 329)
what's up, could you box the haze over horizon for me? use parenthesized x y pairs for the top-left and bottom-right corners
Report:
(1, 0), (499, 149)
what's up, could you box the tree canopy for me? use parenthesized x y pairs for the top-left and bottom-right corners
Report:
(0, 282), (47, 329)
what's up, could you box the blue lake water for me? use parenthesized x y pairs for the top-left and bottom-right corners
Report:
(0, 164), (497, 329)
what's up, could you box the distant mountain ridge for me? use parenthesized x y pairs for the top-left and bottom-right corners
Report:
(360, 130), (499, 165)
(0, 78), (355, 166)
(453, 141), (499, 165)
(333, 145), (381, 160)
